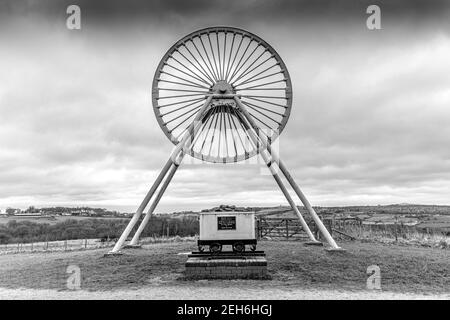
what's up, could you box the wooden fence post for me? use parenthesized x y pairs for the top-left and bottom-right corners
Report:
(256, 219), (260, 240)
(285, 219), (289, 240)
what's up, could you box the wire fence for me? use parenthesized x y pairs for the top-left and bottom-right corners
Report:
(0, 235), (198, 255)
(0, 238), (115, 255)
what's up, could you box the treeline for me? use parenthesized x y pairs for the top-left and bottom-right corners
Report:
(0, 216), (199, 244)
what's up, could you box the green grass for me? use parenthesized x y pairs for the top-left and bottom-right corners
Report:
(0, 240), (448, 293)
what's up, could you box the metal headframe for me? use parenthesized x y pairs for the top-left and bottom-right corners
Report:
(152, 26), (292, 163)
(108, 27), (342, 255)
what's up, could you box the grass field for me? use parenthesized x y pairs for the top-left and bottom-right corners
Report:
(0, 215), (126, 225)
(0, 240), (448, 299)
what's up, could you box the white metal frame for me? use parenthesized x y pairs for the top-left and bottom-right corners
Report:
(108, 94), (341, 254)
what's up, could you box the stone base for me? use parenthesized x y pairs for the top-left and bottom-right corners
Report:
(303, 241), (324, 246)
(324, 246), (347, 253)
(103, 251), (123, 257)
(124, 244), (142, 249)
(185, 256), (268, 279)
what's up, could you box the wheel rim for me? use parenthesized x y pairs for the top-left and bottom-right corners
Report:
(233, 242), (245, 252)
(152, 26), (292, 163)
(210, 243), (222, 252)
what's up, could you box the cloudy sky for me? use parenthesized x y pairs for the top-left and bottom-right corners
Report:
(1, 0), (449, 212)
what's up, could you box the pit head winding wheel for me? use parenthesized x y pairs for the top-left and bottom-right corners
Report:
(109, 26), (342, 255)
(152, 26), (292, 163)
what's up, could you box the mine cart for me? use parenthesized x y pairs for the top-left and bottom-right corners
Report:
(197, 211), (257, 253)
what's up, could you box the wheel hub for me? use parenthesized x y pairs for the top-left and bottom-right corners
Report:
(211, 80), (234, 94)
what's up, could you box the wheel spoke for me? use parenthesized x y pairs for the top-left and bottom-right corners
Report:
(231, 55), (276, 86)
(230, 108), (253, 154)
(226, 108), (238, 157)
(234, 109), (256, 153)
(161, 70), (209, 88)
(236, 79), (286, 91)
(157, 93), (206, 100)
(225, 35), (244, 81)
(199, 107), (218, 154)
(230, 48), (268, 84)
(190, 39), (218, 82)
(242, 96), (287, 108)
(165, 63), (211, 87)
(247, 109), (274, 130)
(223, 106), (229, 159)
(234, 68), (280, 88)
(158, 97), (205, 109)
(165, 103), (202, 126)
(208, 107), (221, 156)
(240, 94), (287, 100)
(182, 42), (217, 84)
(169, 56), (212, 86)
(175, 49), (215, 85)
(159, 88), (209, 93)
(215, 32), (222, 80)
(224, 33), (236, 82)
(222, 32), (227, 82)
(241, 100), (285, 117)
(160, 100), (204, 117)
(243, 101), (282, 125)
(199, 35), (220, 81)
(229, 112), (246, 156)
(207, 33), (221, 81)
(229, 40), (259, 83)
(168, 105), (203, 132)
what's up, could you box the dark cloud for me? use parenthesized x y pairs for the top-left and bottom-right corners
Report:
(1, 0), (450, 28)
(0, 0), (449, 211)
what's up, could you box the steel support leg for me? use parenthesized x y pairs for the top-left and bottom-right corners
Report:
(277, 160), (340, 249)
(235, 112), (317, 241)
(235, 96), (341, 249)
(107, 157), (173, 254)
(259, 149), (317, 241)
(107, 96), (212, 254)
(129, 156), (181, 245)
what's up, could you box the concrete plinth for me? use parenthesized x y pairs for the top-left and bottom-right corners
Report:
(124, 244), (142, 249)
(185, 255), (268, 279)
(303, 241), (323, 246)
(103, 251), (123, 257)
(324, 246), (347, 253)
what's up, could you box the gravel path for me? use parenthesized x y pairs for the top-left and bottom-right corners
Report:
(1, 286), (448, 300)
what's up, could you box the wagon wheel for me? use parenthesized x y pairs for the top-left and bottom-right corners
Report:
(232, 242), (245, 253)
(152, 26), (292, 163)
(209, 243), (222, 253)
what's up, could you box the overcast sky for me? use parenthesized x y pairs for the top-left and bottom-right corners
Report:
(1, 0), (449, 212)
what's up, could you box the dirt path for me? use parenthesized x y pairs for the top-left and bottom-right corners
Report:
(1, 286), (448, 300)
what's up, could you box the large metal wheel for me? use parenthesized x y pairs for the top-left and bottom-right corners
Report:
(152, 26), (292, 163)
